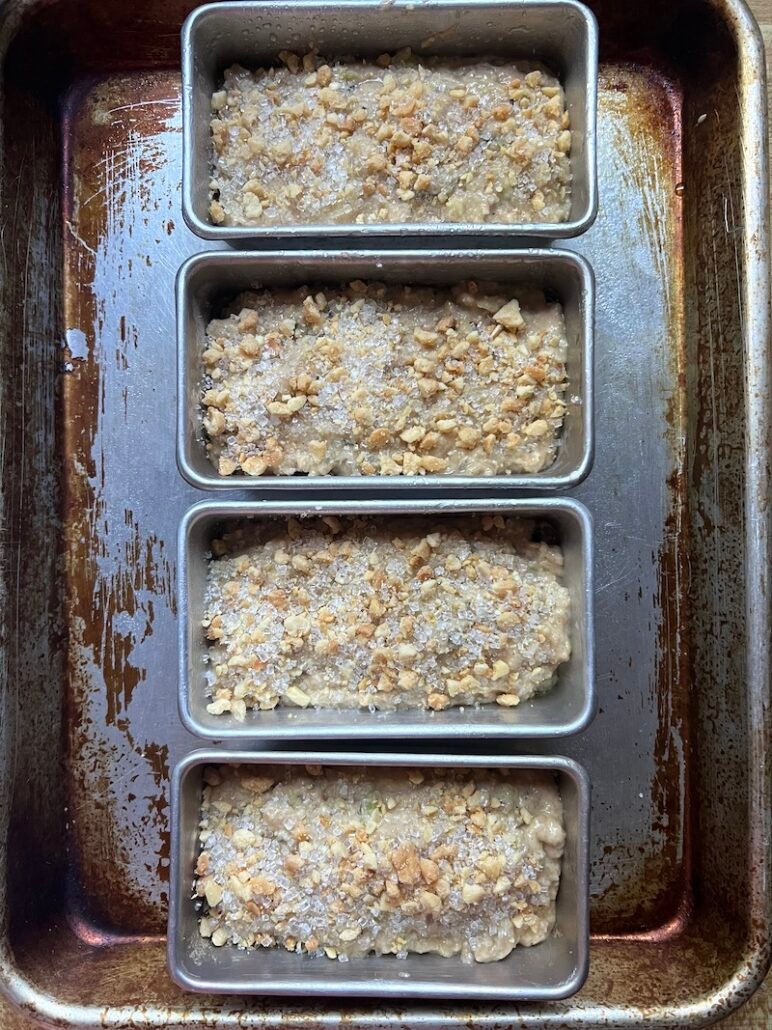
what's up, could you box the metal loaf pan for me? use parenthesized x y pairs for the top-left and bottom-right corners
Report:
(177, 248), (594, 492)
(178, 497), (594, 740)
(181, 0), (598, 243)
(168, 749), (590, 999)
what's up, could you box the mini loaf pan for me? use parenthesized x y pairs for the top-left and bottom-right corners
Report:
(181, 0), (598, 242)
(168, 749), (590, 999)
(178, 497), (594, 740)
(176, 248), (594, 492)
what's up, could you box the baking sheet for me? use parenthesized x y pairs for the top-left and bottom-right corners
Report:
(62, 59), (686, 943)
(0, 0), (768, 1026)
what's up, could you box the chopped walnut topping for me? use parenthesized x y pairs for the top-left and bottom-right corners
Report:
(196, 764), (565, 963)
(209, 53), (570, 228)
(201, 281), (569, 477)
(202, 515), (570, 713)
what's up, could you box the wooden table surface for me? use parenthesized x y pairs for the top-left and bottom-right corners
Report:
(722, 3), (770, 1025)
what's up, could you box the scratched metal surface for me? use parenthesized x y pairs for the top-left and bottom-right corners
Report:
(60, 63), (681, 939)
(0, 0), (769, 1026)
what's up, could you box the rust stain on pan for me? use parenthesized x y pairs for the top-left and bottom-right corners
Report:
(600, 64), (684, 331)
(145, 742), (171, 886)
(588, 65), (693, 936)
(78, 510), (175, 726)
(593, 462), (693, 943)
(648, 458), (693, 937)
(61, 73), (179, 936)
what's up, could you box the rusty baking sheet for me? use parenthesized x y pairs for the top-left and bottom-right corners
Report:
(0, 0), (769, 1028)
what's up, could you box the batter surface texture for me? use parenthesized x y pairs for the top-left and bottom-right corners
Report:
(195, 764), (565, 963)
(209, 52), (572, 227)
(201, 281), (569, 478)
(202, 515), (571, 716)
